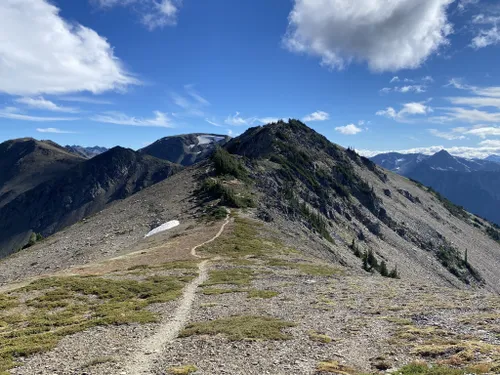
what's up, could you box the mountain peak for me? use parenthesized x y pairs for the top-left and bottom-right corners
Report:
(140, 133), (229, 166)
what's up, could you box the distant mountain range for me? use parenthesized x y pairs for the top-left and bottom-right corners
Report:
(65, 145), (108, 159)
(371, 150), (500, 225)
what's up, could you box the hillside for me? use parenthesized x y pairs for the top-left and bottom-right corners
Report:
(371, 150), (500, 225)
(140, 133), (230, 165)
(0, 147), (181, 257)
(0, 138), (84, 208)
(1, 121), (500, 374)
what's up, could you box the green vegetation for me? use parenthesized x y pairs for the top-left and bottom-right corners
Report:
(359, 249), (399, 279)
(211, 146), (248, 180)
(308, 330), (332, 343)
(200, 178), (255, 208)
(247, 290), (279, 299)
(0, 274), (191, 373)
(201, 288), (244, 295)
(486, 226), (500, 242)
(167, 365), (198, 374)
(198, 216), (283, 258)
(436, 244), (482, 284)
(316, 360), (355, 374)
(179, 316), (296, 341)
(203, 268), (253, 286)
(283, 191), (334, 243)
(22, 232), (44, 250)
(394, 362), (482, 375)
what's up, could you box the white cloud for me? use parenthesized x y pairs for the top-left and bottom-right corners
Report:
(471, 14), (500, 49)
(396, 85), (426, 93)
(15, 97), (78, 113)
(284, 0), (454, 72)
(422, 76), (434, 83)
(258, 117), (282, 124)
(380, 87), (392, 94)
(91, 111), (173, 127)
(36, 127), (77, 134)
(479, 139), (500, 147)
(0, 107), (78, 122)
(464, 126), (500, 138)
(428, 128), (466, 140)
(93, 0), (182, 30)
(390, 76), (400, 83)
(335, 124), (362, 135)
(377, 102), (432, 121)
(0, 0), (138, 96)
(303, 110), (330, 122)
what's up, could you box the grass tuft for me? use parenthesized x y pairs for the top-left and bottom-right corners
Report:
(167, 364), (198, 374)
(179, 315), (296, 341)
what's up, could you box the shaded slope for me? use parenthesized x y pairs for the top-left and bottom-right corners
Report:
(0, 138), (84, 207)
(0, 147), (181, 257)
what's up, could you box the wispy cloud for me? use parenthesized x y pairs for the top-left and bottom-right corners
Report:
(36, 127), (78, 134)
(93, 0), (182, 30)
(171, 85), (209, 118)
(57, 96), (113, 105)
(303, 110), (329, 122)
(428, 128), (466, 140)
(15, 97), (79, 113)
(225, 112), (256, 126)
(376, 102), (432, 121)
(91, 111), (173, 127)
(0, 107), (78, 122)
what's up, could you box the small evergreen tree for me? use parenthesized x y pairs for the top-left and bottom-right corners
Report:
(464, 249), (468, 265)
(362, 251), (370, 272)
(380, 261), (389, 277)
(389, 265), (399, 279)
(367, 249), (378, 270)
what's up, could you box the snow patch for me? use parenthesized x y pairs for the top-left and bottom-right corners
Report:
(197, 135), (225, 145)
(145, 220), (180, 238)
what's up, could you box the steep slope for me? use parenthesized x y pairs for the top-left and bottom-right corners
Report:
(65, 145), (108, 159)
(140, 133), (230, 166)
(221, 120), (500, 292)
(0, 138), (84, 207)
(372, 150), (500, 224)
(0, 147), (181, 257)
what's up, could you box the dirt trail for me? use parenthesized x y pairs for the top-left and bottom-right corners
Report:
(124, 216), (230, 374)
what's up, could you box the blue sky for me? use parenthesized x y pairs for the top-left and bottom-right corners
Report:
(1, 0), (500, 158)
